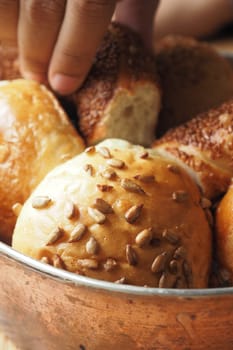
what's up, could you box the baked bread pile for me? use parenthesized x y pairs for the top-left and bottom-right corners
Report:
(1, 27), (233, 288)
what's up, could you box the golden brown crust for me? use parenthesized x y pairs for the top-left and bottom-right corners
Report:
(13, 139), (212, 288)
(215, 185), (233, 282)
(0, 79), (85, 244)
(75, 22), (161, 146)
(153, 99), (233, 199)
(155, 35), (233, 137)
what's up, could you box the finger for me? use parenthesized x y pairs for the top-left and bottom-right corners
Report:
(0, 0), (18, 44)
(49, 0), (117, 95)
(113, 0), (159, 48)
(18, 0), (66, 83)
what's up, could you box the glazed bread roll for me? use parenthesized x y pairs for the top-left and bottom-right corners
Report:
(13, 139), (212, 288)
(0, 79), (85, 244)
(75, 23), (161, 147)
(155, 36), (233, 137)
(153, 100), (233, 200)
(215, 185), (233, 282)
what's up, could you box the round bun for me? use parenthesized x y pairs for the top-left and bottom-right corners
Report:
(75, 23), (161, 147)
(13, 139), (212, 288)
(0, 79), (85, 244)
(215, 185), (233, 280)
(155, 35), (233, 137)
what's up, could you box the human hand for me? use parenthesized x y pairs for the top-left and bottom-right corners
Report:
(0, 0), (158, 95)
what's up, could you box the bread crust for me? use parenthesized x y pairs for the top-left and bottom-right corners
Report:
(0, 79), (85, 243)
(75, 23), (161, 146)
(13, 139), (212, 288)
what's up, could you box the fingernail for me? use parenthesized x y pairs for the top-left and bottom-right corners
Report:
(50, 74), (79, 95)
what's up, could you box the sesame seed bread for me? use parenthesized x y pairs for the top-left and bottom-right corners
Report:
(0, 79), (85, 244)
(215, 185), (233, 282)
(153, 99), (233, 200)
(12, 139), (212, 288)
(155, 36), (233, 137)
(75, 23), (161, 147)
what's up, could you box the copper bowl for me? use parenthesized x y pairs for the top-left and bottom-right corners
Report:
(1, 242), (233, 350)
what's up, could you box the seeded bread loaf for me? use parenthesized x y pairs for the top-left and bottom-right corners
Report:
(155, 36), (233, 137)
(215, 185), (233, 283)
(0, 79), (85, 244)
(12, 139), (212, 288)
(153, 99), (233, 200)
(75, 23), (161, 147)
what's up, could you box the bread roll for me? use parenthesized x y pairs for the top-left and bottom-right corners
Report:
(12, 139), (212, 288)
(215, 185), (233, 283)
(75, 23), (161, 147)
(155, 36), (233, 137)
(153, 99), (233, 200)
(0, 79), (85, 244)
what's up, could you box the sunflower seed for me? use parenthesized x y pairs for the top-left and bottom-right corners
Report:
(94, 198), (113, 214)
(135, 228), (153, 247)
(77, 258), (99, 269)
(125, 204), (143, 224)
(169, 260), (178, 274)
(126, 244), (138, 265)
(86, 237), (99, 255)
(106, 158), (125, 169)
(88, 207), (106, 224)
(98, 146), (112, 159)
(200, 197), (212, 209)
(46, 227), (64, 245)
(32, 196), (51, 209)
(167, 164), (180, 173)
(101, 167), (117, 180)
(64, 201), (76, 219)
(205, 209), (214, 227)
(172, 191), (188, 202)
(85, 146), (95, 154)
(12, 202), (22, 217)
(103, 258), (117, 271)
(68, 223), (86, 242)
(139, 151), (149, 159)
(159, 272), (176, 288)
(174, 246), (186, 259)
(52, 254), (66, 269)
(134, 174), (155, 183)
(97, 184), (113, 192)
(151, 252), (168, 273)
(121, 178), (145, 194)
(162, 229), (180, 245)
(83, 164), (94, 176)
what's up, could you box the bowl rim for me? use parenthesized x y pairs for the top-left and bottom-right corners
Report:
(1, 242), (233, 298)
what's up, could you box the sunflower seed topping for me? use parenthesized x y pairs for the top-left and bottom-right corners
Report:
(103, 258), (117, 271)
(101, 167), (117, 180)
(134, 174), (155, 183)
(106, 158), (125, 169)
(86, 237), (99, 255)
(98, 146), (112, 159)
(151, 252), (168, 273)
(83, 164), (94, 176)
(88, 207), (106, 224)
(172, 190), (188, 202)
(200, 197), (212, 209)
(12, 202), (22, 217)
(121, 178), (145, 194)
(115, 277), (126, 284)
(159, 272), (176, 288)
(135, 228), (153, 247)
(126, 244), (138, 265)
(174, 246), (186, 259)
(85, 146), (96, 154)
(94, 198), (113, 214)
(167, 164), (180, 173)
(125, 204), (143, 224)
(97, 184), (113, 192)
(53, 254), (66, 269)
(68, 223), (86, 242)
(64, 201), (76, 219)
(46, 227), (64, 245)
(169, 260), (178, 274)
(162, 229), (180, 245)
(205, 209), (214, 227)
(77, 258), (99, 269)
(32, 196), (51, 209)
(139, 151), (149, 159)
(40, 256), (50, 264)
